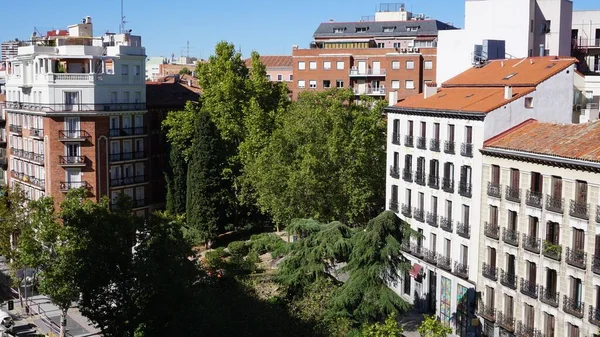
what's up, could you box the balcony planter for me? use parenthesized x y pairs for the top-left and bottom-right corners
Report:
(542, 241), (562, 261)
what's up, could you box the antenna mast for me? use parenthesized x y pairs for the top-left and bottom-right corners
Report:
(120, 0), (127, 33)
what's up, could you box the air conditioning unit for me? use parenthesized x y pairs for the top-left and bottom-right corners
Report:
(414, 47), (420, 53)
(408, 47), (414, 53)
(401, 48), (407, 53)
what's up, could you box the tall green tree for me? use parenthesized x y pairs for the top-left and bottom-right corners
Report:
(246, 89), (386, 226)
(162, 101), (199, 162)
(165, 144), (188, 215)
(0, 186), (28, 260)
(186, 110), (229, 245)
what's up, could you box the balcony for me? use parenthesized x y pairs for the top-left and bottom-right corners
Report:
(539, 287), (559, 307)
(542, 241), (562, 261)
(545, 194), (564, 214)
(110, 175), (147, 187)
(444, 141), (455, 154)
(413, 208), (424, 222)
(574, 37), (600, 48)
(58, 156), (87, 167)
(457, 222), (470, 239)
(426, 212), (438, 227)
(349, 68), (387, 76)
(410, 243), (424, 258)
(522, 234), (541, 254)
(391, 132), (401, 145)
(502, 228), (519, 247)
(565, 247), (587, 269)
(589, 306), (600, 326)
(30, 127), (43, 139)
(429, 138), (440, 152)
(478, 303), (496, 322)
(437, 255), (451, 271)
(401, 204), (412, 218)
(109, 151), (147, 163)
(415, 171), (426, 186)
(402, 169), (413, 182)
(427, 175), (439, 189)
(440, 217), (453, 233)
(441, 177), (454, 193)
(496, 311), (515, 332)
(5, 101), (146, 113)
(109, 127), (146, 137)
(11, 148), (44, 164)
(352, 87), (386, 96)
(597, 205), (600, 223)
(454, 261), (469, 279)
(593, 255), (600, 274)
(569, 200), (589, 220)
(388, 199), (399, 212)
(525, 190), (543, 208)
(404, 135), (414, 148)
(59, 130), (91, 142)
(484, 222), (499, 240)
(505, 186), (521, 203)
(400, 240), (410, 252)
(416, 137), (426, 150)
(515, 322), (535, 337)
(482, 262), (498, 281)
(487, 182), (501, 198)
(9, 124), (22, 135)
(563, 295), (584, 318)
(520, 278), (539, 299)
(458, 181), (472, 198)
(500, 269), (517, 289)
(460, 143), (473, 157)
(389, 165), (400, 179)
(423, 248), (437, 265)
(59, 181), (91, 192)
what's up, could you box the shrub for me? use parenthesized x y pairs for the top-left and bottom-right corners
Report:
(228, 241), (249, 257)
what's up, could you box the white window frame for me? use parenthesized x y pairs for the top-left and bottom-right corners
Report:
(323, 61), (332, 70)
(298, 80), (306, 89)
(336, 61), (345, 70)
(405, 80), (415, 89)
(392, 61), (400, 70)
(309, 61), (317, 70)
(298, 61), (306, 70)
(406, 60), (415, 70)
(424, 60), (433, 70)
(391, 80), (400, 89)
(309, 80), (317, 89)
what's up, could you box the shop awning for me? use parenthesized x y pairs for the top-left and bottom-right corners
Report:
(409, 263), (423, 278)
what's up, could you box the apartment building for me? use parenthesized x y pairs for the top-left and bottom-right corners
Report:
(0, 94), (6, 187)
(572, 10), (600, 106)
(245, 56), (293, 83)
(3, 17), (150, 216)
(478, 119), (600, 337)
(292, 3), (457, 100)
(1, 41), (20, 63)
(385, 56), (577, 336)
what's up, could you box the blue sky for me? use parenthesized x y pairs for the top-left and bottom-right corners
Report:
(1, 0), (599, 59)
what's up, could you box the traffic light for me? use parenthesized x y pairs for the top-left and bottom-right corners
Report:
(8, 300), (13, 311)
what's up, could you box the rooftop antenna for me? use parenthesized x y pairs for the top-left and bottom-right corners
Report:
(120, 0), (127, 33)
(180, 41), (195, 58)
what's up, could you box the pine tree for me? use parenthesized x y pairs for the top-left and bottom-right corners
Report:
(186, 111), (228, 246)
(165, 144), (188, 215)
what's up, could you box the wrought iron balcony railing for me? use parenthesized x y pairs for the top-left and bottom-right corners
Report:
(442, 177), (454, 193)
(428, 175), (439, 189)
(413, 208), (424, 222)
(539, 286), (559, 307)
(444, 140), (455, 154)
(402, 169), (413, 182)
(520, 278), (539, 299)
(30, 127), (43, 138)
(542, 241), (562, 261)
(423, 248), (437, 264)
(569, 200), (589, 220)
(390, 165), (400, 179)
(515, 321), (535, 337)
(415, 170), (426, 185)
(457, 222), (470, 239)
(388, 199), (399, 212)
(545, 194), (564, 214)
(522, 234), (541, 254)
(454, 261), (469, 279)
(110, 175), (147, 187)
(109, 127), (147, 137)
(458, 181), (472, 198)
(410, 243), (424, 258)
(593, 255), (600, 275)
(565, 247), (587, 269)
(496, 311), (515, 332)
(502, 227), (519, 247)
(401, 204), (412, 218)
(477, 302), (496, 322)
(487, 182), (501, 198)
(416, 136), (427, 149)
(426, 212), (438, 228)
(391, 132), (401, 145)
(505, 186), (521, 203)
(59, 181), (91, 192)
(500, 269), (517, 289)
(461, 143), (473, 157)
(589, 305), (600, 327)
(437, 255), (451, 271)
(563, 295), (584, 318)
(58, 129), (92, 141)
(429, 138), (440, 152)
(405, 135), (414, 147)
(484, 222), (499, 240)
(440, 217), (453, 232)
(482, 262), (498, 281)
(525, 190), (543, 208)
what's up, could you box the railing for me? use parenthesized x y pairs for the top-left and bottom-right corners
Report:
(391, 132), (401, 145)
(496, 311), (515, 332)
(110, 175), (147, 187)
(401, 204), (412, 218)
(457, 222), (470, 239)
(428, 175), (439, 189)
(11, 148), (44, 164)
(5, 101), (146, 112)
(388, 199), (399, 212)
(389, 165), (400, 179)
(542, 241), (562, 261)
(413, 208), (424, 222)
(573, 37), (600, 48)
(440, 217), (453, 232)
(484, 222), (499, 240)
(429, 138), (440, 152)
(478, 303), (496, 322)
(58, 130), (92, 140)
(30, 127), (43, 138)
(410, 243), (424, 258)
(526, 190), (543, 208)
(502, 227), (519, 247)
(460, 143), (473, 157)
(539, 287), (559, 307)
(416, 137), (426, 149)
(437, 255), (451, 271)
(565, 247), (587, 269)
(402, 169), (413, 182)
(353, 87), (386, 95)
(589, 305), (600, 326)
(109, 151), (147, 162)
(569, 200), (589, 220)
(458, 181), (472, 197)
(349, 68), (387, 76)
(426, 212), (438, 227)
(415, 170), (426, 185)
(515, 322), (535, 337)
(593, 255), (600, 275)
(454, 261), (469, 279)
(520, 278), (539, 299)
(59, 156), (86, 166)
(9, 124), (22, 134)
(444, 140), (455, 154)
(109, 127), (146, 137)
(423, 248), (437, 264)
(522, 234), (541, 254)
(563, 295), (584, 318)
(59, 181), (90, 192)
(545, 194), (564, 213)
(500, 269), (517, 289)
(487, 182), (501, 198)
(482, 262), (498, 281)
(441, 177), (454, 193)
(404, 135), (414, 148)
(505, 186), (521, 203)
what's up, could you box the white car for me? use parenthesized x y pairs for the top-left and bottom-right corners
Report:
(0, 310), (14, 335)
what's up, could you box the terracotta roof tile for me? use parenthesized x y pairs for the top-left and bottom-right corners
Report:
(245, 56), (292, 68)
(443, 56), (577, 87)
(484, 120), (600, 162)
(395, 87), (535, 113)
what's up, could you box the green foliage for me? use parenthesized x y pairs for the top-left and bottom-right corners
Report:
(165, 145), (188, 215)
(179, 67), (192, 75)
(0, 186), (28, 261)
(228, 241), (249, 257)
(162, 101), (199, 162)
(245, 89), (386, 226)
(417, 314), (453, 337)
(361, 314), (403, 337)
(249, 233), (287, 256)
(286, 218), (322, 238)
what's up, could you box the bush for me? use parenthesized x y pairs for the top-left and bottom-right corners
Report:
(246, 251), (261, 265)
(228, 241), (249, 257)
(249, 233), (287, 255)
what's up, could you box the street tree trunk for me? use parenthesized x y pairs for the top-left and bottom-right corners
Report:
(60, 308), (67, 337)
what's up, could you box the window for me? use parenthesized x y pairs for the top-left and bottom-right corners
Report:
(510, 168), (520, 189)
(356, 27), (367, 33)
(336, 61), (345, 70)
(508, 210), (517, 231)
(445, 200), (452, 219)
(418, 192), (424, 210)
(524, 303), (535, 329)
(392, 61), (400, 70)
(377, 42), (385, 48)
(277, 74), (282, 81)
(551, 176), (562, 198)
(430, 233), (437, 252)
(323, 61), (331, 70)
(460, 244), (468, 265)
(403, 270), (411, 295)
(568, 323), (579, 337)
(407, 26), (420, 32)
(383, 27), (394, 33)
(121, 64), (129, 75)
(448, 124), (455, 142)
(525, 97), (534, 108)
(420, 122), (426, 138)
(573, 228), (585, 251)
(393, 42), (401, 48)
(336, 80), (344, 88)
(444, 238), (451, 258)
(289, 74), (293, 81)
(309, 80), (317, 89)
(323, 80), (331, 88)
(489, 205), (498, 225)
(405, 80), (415, 89)
(541, 20), (551, 34)
(424, 60), (433, 70)
(406, 60), (415, 70)
(391, 80), (400, 89)
(135, 65), (141, 76)
(407, 120), (413, 136)
(546, 221), (560, 245)
(575, 180), (588, 203)
(433, 123), (440, 141)
(309, 61), (317, 70)
(266, 74), (271, 81)
(429, 159), (439, 178)
(491, 165), (500, 184)
(298, 80), (305, 89)
(544, 313), (555, 337)
(298, 61), (306, 70)
(405, 189), (412, 207)
(465, 126), (472, 143)
(333, 28), (344, 34)
(431, 196), (438, 216)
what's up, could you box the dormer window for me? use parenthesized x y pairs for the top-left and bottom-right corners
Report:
(383, 27), (395, 33)
(407, 26), (420, 32)
(356, 27), (368, 33)
(333, 28), (344, 34)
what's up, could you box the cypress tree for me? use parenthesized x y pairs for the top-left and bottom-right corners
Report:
(165, 145), (188, 215)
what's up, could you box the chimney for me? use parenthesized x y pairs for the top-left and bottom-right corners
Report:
(388, 91), (398, 106)
(504, 86), (512, 99)
(292, 45), (298, 50)
(424, 83), (437, 99)
(539, 44), (545, 56)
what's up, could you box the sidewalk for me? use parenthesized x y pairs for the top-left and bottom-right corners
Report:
(25, 295), (100, 337)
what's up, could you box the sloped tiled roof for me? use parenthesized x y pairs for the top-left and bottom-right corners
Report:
(484, 119), (600, 162)
(313, 20), (456, 39)
(146, 77), (201, 109)
(245, 56), (292, 69)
